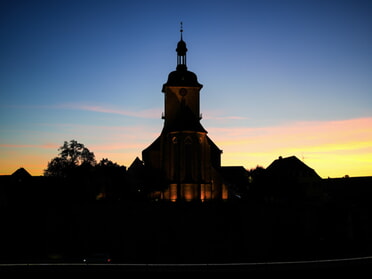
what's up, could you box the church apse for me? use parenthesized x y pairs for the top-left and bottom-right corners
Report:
(141, 25), (228, 202)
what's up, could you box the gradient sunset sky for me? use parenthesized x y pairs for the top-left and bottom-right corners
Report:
(1, 0), (371, 178)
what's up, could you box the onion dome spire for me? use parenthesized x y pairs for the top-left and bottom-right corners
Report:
(176, 22), (187, 70)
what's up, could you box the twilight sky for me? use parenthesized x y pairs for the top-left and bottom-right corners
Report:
(1, 0), (371, 178)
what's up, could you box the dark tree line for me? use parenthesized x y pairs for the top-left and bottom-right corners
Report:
(44, 140), (128, 201)
(44, 140), (126, 177)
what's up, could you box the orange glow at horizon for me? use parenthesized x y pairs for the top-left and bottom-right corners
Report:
(210, 117), (372, 178)
(0, 117), (371, 178)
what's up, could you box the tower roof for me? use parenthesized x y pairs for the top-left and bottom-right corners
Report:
(176, 22), (188, 59)
(162, 99), (207, 134)
(162, 23), (202, 89)
(176, 40), (187, 55)
(163, 70), (202, 88)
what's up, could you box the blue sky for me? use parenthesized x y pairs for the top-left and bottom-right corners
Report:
(1, 0), (371, 177)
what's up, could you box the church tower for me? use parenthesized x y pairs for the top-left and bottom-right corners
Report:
(162, 25), (202, 130)
(142, 25), (227, 201)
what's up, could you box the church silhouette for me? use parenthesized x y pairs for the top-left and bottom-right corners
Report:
(133, 27), (229, 201)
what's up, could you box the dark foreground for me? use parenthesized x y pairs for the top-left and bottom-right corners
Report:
(2, 176), (372, 272)
(3, 199), (372, 263)
(2, 257), (372, 275)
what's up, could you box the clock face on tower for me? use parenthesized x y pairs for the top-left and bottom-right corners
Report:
(179, 88), (188, 96)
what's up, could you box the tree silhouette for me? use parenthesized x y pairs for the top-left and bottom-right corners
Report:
(44, 140), (96, 177)
(97, 158), (122, 168)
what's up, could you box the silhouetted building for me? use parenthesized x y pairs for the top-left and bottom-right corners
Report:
(126, 156), (146, 198)
(220, 166), (251, 199)
(264, 156), (323, 199)
(141, 28), (228, 201)
(11, 167), (32, 180)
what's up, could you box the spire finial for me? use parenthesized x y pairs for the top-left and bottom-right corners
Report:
(180, 21), (183, 40)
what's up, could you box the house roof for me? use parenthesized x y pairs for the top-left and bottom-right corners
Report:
(266, 156), (321, 180)
(128, 157), (144, 171)
(12, 167), (32, 178)
(220, 166), (250, 184)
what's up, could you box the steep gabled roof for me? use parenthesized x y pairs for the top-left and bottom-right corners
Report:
(142, 136), (161, 154)
(128, 157), (144, 171)
(12, 167), (32, 178)
(162, 101), (207, 133)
